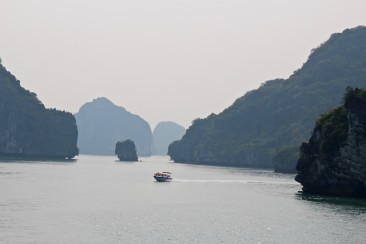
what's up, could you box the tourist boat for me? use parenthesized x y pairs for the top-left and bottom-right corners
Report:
(154, 172), (172, 182)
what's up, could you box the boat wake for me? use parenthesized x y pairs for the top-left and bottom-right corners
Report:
(173, 179), (299, 185)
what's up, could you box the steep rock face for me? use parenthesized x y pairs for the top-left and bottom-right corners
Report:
(169, 26), (366, 168)
(296, 88), (366, 197)
(75, 98), (152, 156)
(115, 139), (138, 161)
(0, 62), (79, 159)
(152, 121), (185, 155)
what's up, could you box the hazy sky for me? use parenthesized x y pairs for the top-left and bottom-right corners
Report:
(1, 0), (365, 128)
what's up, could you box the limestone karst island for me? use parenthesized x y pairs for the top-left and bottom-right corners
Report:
(2, 0), (366, 242)
(296, 87), (366, 197)
(0, 61), (78, 159)
(1, 27), (366, 198)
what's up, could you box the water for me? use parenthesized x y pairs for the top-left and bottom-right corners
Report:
(0, 155), (365, 243)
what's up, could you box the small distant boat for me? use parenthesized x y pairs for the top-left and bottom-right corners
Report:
(154, 172), (172, 182)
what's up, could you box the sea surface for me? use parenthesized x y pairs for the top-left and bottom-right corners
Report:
(0, 155), (365, 244)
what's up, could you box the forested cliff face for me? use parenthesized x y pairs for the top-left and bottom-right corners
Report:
(0, 62), (79, 159)
(296, 88), (366, 197)
(75, 98), (152, 156)
(168, 26), (366, 168)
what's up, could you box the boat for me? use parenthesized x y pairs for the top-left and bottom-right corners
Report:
(154, 172), (172, 182)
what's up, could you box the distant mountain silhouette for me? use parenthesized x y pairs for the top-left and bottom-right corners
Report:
(168, 26), (366, 169)
(75, 97), (152, 156)
(152, 121), (185, 155)
(0, 61), (78, 159)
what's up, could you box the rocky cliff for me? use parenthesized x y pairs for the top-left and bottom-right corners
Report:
(296, 88), (366, 197)
(75, 97), (152, 156)
(168, 26), (366, 169)
(115, 139), (138, 161)
(0, 62), (79, 159)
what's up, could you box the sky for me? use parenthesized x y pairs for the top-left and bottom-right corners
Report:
(1, 0), (366, 129)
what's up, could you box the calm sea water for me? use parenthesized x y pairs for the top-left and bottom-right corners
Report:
(0, 155), (365, 243)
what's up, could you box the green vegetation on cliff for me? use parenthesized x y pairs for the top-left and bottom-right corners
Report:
(311, 87), (366, 158)
(0, 62), (79, 159)
(316, 107), (348, 157)
(169, 26), (366, 169)
(344, 87), (366, 119)
(296, 87), (366, 197)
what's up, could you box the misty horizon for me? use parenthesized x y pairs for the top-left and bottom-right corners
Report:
(1, 0), (366, 128)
